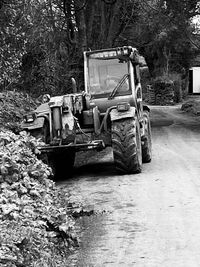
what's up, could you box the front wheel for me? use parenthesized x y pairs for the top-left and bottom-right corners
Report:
(112, 117), (142, 174)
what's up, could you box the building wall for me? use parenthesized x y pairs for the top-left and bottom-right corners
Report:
(191, 67), (200, 93)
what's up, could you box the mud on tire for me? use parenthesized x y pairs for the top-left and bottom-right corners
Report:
(112, 117), (142, 174)
(142, 111), (152, 163)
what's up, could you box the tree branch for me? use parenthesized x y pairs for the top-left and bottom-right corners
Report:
(102, 0), (117, 5)
(62, 0), (76, 45)
(72, 0), (89, 12)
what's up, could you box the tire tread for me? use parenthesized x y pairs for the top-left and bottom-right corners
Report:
(112, 118), (142, 174)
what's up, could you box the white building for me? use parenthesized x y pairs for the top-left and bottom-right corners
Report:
(189, 67), (200, 94)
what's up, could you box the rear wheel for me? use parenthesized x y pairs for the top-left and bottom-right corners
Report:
(142, 111), (152, 163)
(112, 117), (142, 174)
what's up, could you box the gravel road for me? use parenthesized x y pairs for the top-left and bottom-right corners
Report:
(59, 105), (200, 267)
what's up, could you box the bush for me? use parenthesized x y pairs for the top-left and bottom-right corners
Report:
(0, 131), (77, 267)
(0, 91), (37, 133)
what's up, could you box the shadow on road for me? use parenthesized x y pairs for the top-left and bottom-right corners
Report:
(73, 161), (118, 179)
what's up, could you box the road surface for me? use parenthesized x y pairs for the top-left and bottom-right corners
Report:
(59, 105), (200, 267)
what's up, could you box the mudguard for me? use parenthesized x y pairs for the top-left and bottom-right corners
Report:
(143, 105), (150, 112)
(110, 106), (136, 122)
(21, 117), (45, 130)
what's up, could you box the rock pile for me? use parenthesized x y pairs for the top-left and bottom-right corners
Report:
(181, 100), (200, 115)
(0, 130), (77, 267)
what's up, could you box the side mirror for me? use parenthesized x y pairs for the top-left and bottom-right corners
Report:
(42, 94), (51, 103)
(71, 77), (77, 93)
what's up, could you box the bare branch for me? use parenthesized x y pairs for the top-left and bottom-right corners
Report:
(113, 7), (135, 45)
(102, 0), (117, 5)
(139, 0), (160, 14)
(72, 0), (89, 12)
(185, 32), (200, 49)
(62, 0), (76, 45)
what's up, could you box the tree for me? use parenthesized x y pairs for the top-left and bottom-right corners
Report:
(125, 0), (200, 77)
(0, 0), (199, 95)
(0, 1), (27, 89)
(20, 0), (140, 94)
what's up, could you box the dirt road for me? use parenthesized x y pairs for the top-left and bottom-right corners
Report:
(59, 105), (200, 267)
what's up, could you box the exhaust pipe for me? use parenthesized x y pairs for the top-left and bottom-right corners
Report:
(71, 77), (77, 93)
(52, 107), (62, 137)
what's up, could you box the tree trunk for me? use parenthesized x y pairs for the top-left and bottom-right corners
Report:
(106, 0), (121, 47)
(74, 2), (87, 52)
(85, 0), (96, 48)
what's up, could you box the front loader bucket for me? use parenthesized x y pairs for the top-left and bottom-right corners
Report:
(38, 140), (105, 153)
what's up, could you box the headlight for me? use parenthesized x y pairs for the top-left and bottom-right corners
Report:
(117, 102), (130, 112)
(24, 113), (36, 123)
(62, 105), (70, 113)
(42, 94), (51, 103)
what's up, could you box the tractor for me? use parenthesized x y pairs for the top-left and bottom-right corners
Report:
(21, 46), (152, 177)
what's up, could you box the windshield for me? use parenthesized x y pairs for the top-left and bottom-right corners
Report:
(87, 58), (130, 96)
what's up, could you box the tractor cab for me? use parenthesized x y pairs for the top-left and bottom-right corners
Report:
(84, 46), (142, 114)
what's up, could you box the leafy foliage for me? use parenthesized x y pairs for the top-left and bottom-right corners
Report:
(127, 0), (200, 77)
(0, 1), (28, 88)
(0, 90), (37, 132)
(0, 130), (78, 267)
(0, 0), (200, 95)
